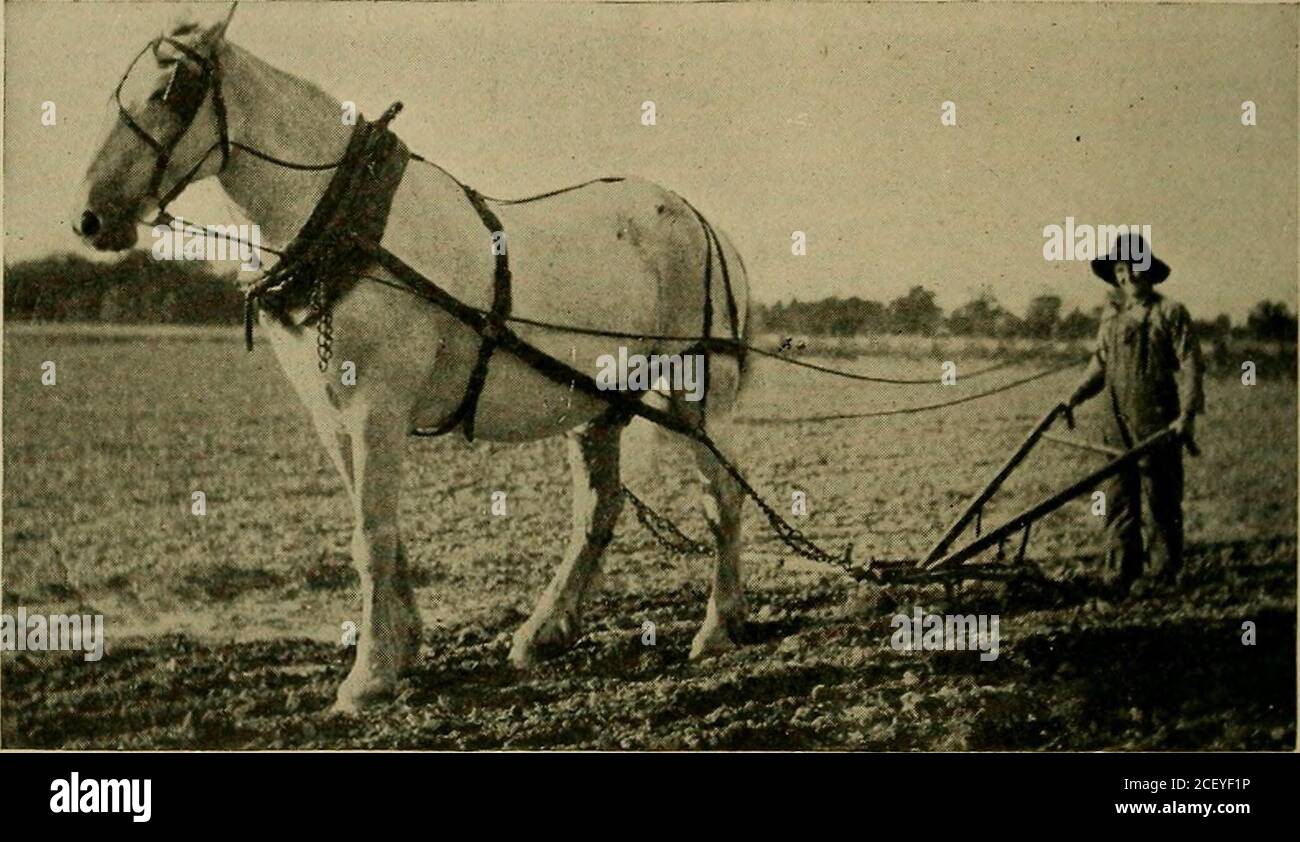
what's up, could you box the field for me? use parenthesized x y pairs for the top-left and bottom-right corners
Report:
(3, 324), (1295, 749)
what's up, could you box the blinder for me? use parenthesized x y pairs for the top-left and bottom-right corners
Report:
(160, 53), (212, 124)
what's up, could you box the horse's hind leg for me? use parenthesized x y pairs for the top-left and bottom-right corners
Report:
(684, 429), (747, 659)
(509, 415), (627, 669)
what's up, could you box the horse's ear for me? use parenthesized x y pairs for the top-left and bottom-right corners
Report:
(195, 3), (236, 50)
(162, 9), (201, 41)
(162, 3), (235, 54)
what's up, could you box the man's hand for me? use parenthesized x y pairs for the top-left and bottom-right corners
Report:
(1169, 414), (1199, 455)
(1064, 384), (1093, 410)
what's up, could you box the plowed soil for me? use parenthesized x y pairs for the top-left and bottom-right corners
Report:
(4, 327), (1295, 749)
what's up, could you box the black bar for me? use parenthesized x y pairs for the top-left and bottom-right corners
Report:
(0, 751), (1291, 828)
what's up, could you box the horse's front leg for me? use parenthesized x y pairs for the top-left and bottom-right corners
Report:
(333, 400), (422, 713)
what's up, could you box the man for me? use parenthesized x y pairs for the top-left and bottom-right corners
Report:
(1063, 233), (1204, 595)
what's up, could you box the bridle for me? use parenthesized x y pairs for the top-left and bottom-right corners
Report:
(114, 36), (231, 217)
(109, 33), (409, 378)
(113, 35), (347, 223)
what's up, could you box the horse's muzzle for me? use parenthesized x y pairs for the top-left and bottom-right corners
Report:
(73, 208), (138, 251)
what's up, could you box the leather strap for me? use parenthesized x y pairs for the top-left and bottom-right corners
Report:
(412, 192), (737, 439)
(411, 185), (512, 440)
(245, 111), (408, 345)
(360, 241), (700, 443)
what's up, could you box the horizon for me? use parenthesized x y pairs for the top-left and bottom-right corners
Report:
(10, 247), (1290, 326)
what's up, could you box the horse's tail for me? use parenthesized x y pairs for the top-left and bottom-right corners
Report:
(622, 201), (750, 482)
(698, 214), (751, 412)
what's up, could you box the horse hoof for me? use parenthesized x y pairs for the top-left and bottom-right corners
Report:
(509, 612), (581, 669)
(332, 666), (397, 713)
(689, 622), (738, 661)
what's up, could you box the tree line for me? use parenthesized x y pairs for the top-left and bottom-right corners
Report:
(4, 254), (1297, 351)
(4, 252), (243, 325)
(754, 284), (1298, 346)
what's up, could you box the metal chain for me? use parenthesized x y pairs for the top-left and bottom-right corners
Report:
(621, 449), (857, 578)
(747, 475), (857, 570)
(313, 275), (332, 372)
(690, 429), (859, 575)
(622, 486), (711, 557)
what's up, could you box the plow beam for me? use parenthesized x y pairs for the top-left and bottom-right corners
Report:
(1041, 432), (1124, 458)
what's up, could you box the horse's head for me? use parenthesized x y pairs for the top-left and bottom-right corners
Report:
(72, 8), (235, 251)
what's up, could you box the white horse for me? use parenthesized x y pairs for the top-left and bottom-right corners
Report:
(73, 11), (751, 712)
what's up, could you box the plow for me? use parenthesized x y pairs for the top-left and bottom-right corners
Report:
(859, 405), (1187, 587)
(628, 386), (1192, 589)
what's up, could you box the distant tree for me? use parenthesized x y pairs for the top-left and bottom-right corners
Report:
(948, 289), (1004, 337)
(827, 296), (887, 336)
(159, 289), (185, 323)
(754, 294), (890, 337)
(1023, 294), (1062, 340)
(1246, 300), (1297, 343)
(1057, 307), (1099, 340)
(996, 312), (1023, 339)
(4, 251), (242, 325)
(887, 285), (941, 335)
(1194, 313), (1232, 342)
(99, 285), (129, 322)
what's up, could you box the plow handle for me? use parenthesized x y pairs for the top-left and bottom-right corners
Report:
(918, 402), (1068, 566)
(924, 428), (1177, 571)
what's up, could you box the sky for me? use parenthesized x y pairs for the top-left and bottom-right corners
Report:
(4, 1), (1297, 322)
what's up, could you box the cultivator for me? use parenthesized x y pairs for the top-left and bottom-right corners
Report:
(855, 404), (1186, 587)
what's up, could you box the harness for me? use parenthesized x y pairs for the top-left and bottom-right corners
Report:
(235, 110), (744, 443)
(114, 36), (850, 572)
(414, 182), (513, 440)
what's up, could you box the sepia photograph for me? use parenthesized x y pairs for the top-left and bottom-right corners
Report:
(1, 0), (1296, 785)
